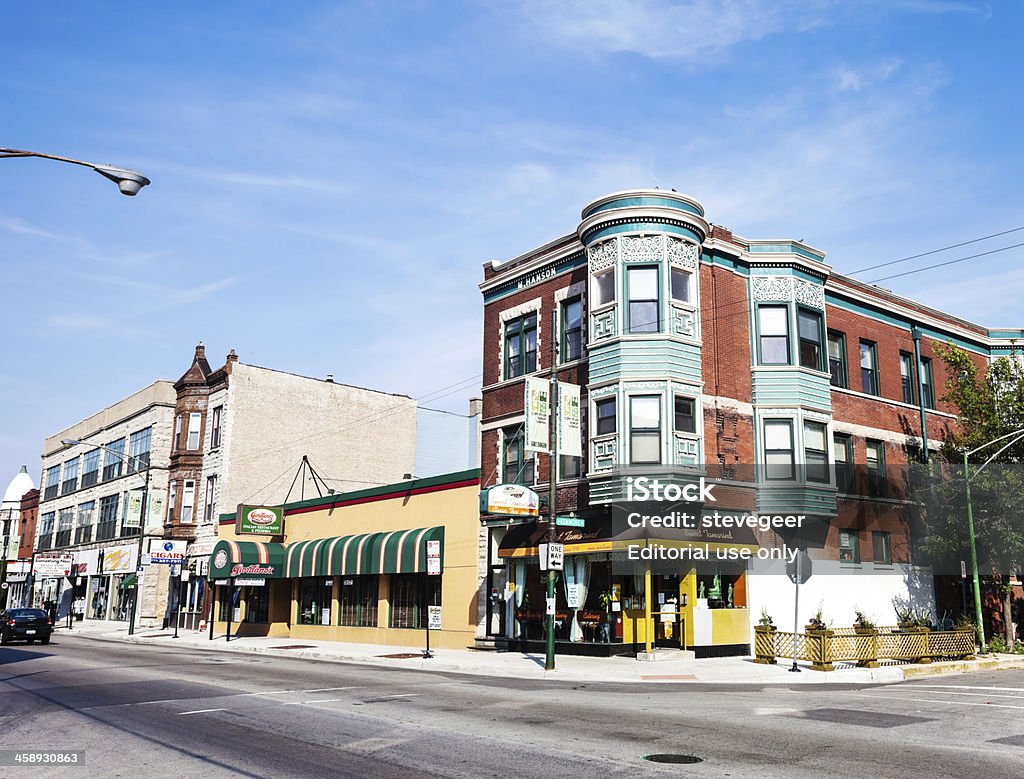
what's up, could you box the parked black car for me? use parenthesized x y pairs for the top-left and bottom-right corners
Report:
(0, 608), (53, 645)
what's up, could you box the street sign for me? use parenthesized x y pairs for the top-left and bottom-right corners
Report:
(136, 565), (145, 574)
(427, 556), (441, 575)
(141, 553), (152, 566)
(786, 551), (812, 584)
(539, 542), (564, 571)
(426, 540), (440, 558)
(545, 597), (556, 616)
(0, 582), (8, 590)
(427, 605), (442, 630)
(961, 560), (967, 579)
(556, 515), (585, 527)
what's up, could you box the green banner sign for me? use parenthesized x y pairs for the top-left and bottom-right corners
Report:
(235, 504), (284, 535)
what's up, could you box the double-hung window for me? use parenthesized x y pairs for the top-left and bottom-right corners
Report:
(627, 266), (659, 334)
(900, 352), (916, 405)
(187, 413), (202, 451)
(595, 397), (616, 435)
(62, 458), (78, 495)
(872, 531), (891, 564)
(502, 427), (534, 485)
(827, 331), (847, 388)
(81, 449), (100, 488)
(504, 314), (537, 379)
(629, 396), (662, 464)
(129, 427), (152, 472)
(103, 439), (125, 482)
(839, 530), (860, 563)
(866, 440), (886, 497)
(44, 466), (60, 500)
(670, 268), (690, 303)
(764, 420), (795, 480)
(210, 406), (223, 449)
(593, 269), (615, 307)
(204, 475), (218, 522)
(798, 309), (824, 370)
(803, 421), (829, 483)
(758, 306), (789, 364)
(181, 480), (196, 523)
(833, 433), (854, 493)
(860, 341), (879, 396)
(920, 358), (934, 409)
(674, 396), (697, 434)
(561, 297), (583, 362)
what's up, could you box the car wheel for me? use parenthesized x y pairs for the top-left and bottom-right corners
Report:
(0, 632), (8, 646)
(41, 636), (50, 645)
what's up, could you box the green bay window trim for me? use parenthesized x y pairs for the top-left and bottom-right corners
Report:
(561, 297), (583, 362)
(81, 449), (101, 488)
(803, 421), (829, 483)
(630, 395), (662, 464)
(866, 440), (886, 497)
(764, 420), (795, 480)
(797, 308), (824, 371)
(827, 330), (847, 388)
(504, 314), (537, 380)
(673, 396), (697, 434)
(900, 352), (916, 405)
(757, 305), (790, 365)
(390, 573), (441, 629)
(627, 266), (660, 334)
(595, 397), (616, 435)
(860, 340), (879, 396)
(920, 357), (935, 409)
(833, 433), (854, 493)
(339, 575), (379, 627)
(872, 531), (892, 564)
(503, 426), (534, 485)
(839, 529), (860, 563)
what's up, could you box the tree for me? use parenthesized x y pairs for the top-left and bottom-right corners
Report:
(929, 342), (1024, 650)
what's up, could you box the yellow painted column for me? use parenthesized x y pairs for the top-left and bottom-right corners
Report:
(644, 563), (652, 654)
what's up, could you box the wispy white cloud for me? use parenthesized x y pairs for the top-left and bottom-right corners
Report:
(835, 59), (902, 92)
(0, 215), (63, 240)
(46, 314), (107, 332)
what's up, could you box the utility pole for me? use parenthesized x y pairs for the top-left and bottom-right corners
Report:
(545, 310), (559, 672)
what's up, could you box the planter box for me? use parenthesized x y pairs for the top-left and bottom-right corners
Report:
(753, 625), (777, 665)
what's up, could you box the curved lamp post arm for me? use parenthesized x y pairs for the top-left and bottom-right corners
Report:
(1, 147), (150, 196)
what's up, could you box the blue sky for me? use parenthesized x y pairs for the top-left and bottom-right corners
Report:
(2, 0), (1022, 486)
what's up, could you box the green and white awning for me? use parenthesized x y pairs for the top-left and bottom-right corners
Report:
(209, 539), (286, 580)
(285, 527), (444, 578)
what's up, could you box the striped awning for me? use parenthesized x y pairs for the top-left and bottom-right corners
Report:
(285, 527), (444, 578)
(209, 540), (286, 580)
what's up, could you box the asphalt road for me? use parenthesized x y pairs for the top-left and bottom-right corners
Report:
(1, 633), (1022, 778)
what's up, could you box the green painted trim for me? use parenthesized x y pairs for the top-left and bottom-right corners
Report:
(747, 242), (825, 262)
(701, 251), (750, 276)
(583, 195), (704, 218)
(583, 221), (702, 246)
(749, 266), (826, 285)
(824, 291), (990, 355)
(482, 253), (587, 303)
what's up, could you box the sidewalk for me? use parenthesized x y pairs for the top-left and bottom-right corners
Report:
(52, 619), (1024, 685)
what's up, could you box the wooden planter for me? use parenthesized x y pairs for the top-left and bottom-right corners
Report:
(754, 625), (777, 664)
(805, 628), (835, 671)
(853, 627), (879, 667)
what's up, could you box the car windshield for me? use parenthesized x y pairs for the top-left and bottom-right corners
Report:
(8, 609), (48, 618)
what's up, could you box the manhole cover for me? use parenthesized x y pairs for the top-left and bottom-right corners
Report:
(377, 653), (423, 659)
(644, 754), (704, 764)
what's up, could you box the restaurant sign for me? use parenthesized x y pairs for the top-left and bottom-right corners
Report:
(236, 504), (284, 535)
(479, 484), (540, 518)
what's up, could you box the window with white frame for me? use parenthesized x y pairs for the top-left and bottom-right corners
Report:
(174, 415), (183, 451)
(630, 396), (662, 464)
(797, 309), (824, 370)
(187, 413), (202, 451)
(670, 268), (690, 303)
(673, 396), (697, 434)
(210, 406), (223, 449)
(167, 481), (177, 523)
(627, 267), (659, 334)
(204, 475), (218, 522)
(593, 268), (615, 307)
(764, 420), (795, 480)
(758, 306), (790, 365)
(803, 421), (829, 483)
(181, 480), (196, 523)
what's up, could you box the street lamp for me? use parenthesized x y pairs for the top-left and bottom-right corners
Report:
(962, 427), (1024, 651)
(61, 438), (151, 635)
(1, 147), (150, 196)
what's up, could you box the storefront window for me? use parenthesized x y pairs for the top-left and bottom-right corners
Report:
(390, 574), (441, 629)
(299, 578), (333, 625)
(243, 586), (269, 623)
(339, 575), (378, 627)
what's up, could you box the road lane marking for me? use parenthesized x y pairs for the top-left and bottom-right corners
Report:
(280, 698), (343, 706)
(301, 687), (361, 693)
(853, 693), (1024, 711)
(178, 708), (228, 715)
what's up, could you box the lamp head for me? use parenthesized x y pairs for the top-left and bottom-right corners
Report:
(93, 165), (151, 196)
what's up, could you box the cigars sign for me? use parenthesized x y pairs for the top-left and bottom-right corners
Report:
(235, 504), (284, 535)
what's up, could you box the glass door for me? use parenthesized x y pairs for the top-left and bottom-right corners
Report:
(653, 575), (682, 648)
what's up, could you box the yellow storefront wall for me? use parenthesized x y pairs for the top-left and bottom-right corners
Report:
(213, 475), (480, 650)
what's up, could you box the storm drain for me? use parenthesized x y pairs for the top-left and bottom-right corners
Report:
(644, 754), (704, 764)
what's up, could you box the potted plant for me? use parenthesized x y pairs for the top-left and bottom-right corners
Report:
(894, 605), (932, 633)
(756, 607), (776, 630)
(754, 607), (777, 665)
(853, 609), (877, 635)
(806, 603), (829, 633)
